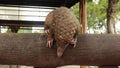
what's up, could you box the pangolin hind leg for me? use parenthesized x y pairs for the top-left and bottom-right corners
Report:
(71, 38), (77, 48)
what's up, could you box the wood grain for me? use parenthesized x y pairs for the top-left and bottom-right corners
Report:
(0, 34), (119, 67)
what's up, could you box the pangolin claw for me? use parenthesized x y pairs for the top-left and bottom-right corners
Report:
(46, 38), (53, 48)
(71, 38), (77, 48)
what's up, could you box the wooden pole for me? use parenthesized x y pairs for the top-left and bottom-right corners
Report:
(9, 26), (20, 33)
(79, 0), (87, 33)
(99, 66), (118, 68)
(80, 66), (86, 68)
(79, 0), (87, 68)
(0, 34), (120, 67)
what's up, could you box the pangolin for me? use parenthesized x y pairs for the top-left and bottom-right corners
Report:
(44, 7), (80, 57)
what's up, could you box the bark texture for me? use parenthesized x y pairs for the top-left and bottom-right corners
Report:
(107, 0), (119, 34)
(0, 34), (120, 67)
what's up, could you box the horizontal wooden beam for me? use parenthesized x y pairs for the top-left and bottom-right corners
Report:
(0, 20), (44, 27)
(0, 0), (78, 7)
(0, 34), (120, 67)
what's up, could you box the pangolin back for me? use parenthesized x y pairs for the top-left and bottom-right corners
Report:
(53, 7), (80, 44)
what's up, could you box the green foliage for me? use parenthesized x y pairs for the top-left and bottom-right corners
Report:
(71, 3), (79, 19)
(72, 0), (108, 33)
(116, 1), (120, 20)
(87, 0), (92, 2)
(18, 29), (24, 33)
(7, 28), (12, 33)
(40, 29), (44, 33)
(72, 0), (120, 34)
(117, 30), (120, 34)
(87, 0), (107, 31)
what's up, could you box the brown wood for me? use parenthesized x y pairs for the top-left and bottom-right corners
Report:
(0, 34), (120, 67)
(99, 0), (119, 68)
(79, 0), (87, 68)
(99, 66), (118, 68)
(9, 26), (20, 68)
(9, 65), (20, 68)
(0, 0), (78, 7)
(0, 20), (44, 27)
(9, 26), (20, 33)
(79, 0), (87, 33)
(80, 66), (86, 68)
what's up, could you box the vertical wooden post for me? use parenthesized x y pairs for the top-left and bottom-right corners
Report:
(79, 0), (87, 33)
(9, 26), (20, 33)
(9, 65), (20, 68)
(80, 66), (87, 68)
(79, 0), (87, 68)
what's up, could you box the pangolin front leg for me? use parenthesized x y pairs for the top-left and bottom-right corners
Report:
(44, 29), (54, 48)
(47, 36), (54, 48)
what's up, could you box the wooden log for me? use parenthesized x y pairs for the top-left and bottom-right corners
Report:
(99, 66), (118, 68)
(0, 34), (120, 67)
